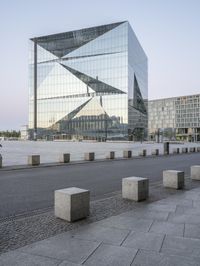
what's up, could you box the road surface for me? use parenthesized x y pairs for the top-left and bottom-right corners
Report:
(0, 153), (199, 218)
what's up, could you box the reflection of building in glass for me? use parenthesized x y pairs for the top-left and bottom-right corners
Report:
(29, 21), (148, 140)
(149, 94), (200, 142)
(20, 125), (29, 140)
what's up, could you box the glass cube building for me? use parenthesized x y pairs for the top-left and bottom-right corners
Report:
(29, 21), (148, 140)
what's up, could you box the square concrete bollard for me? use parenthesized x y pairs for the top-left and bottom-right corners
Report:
(107, 151), (115, 159)
(59, 153), (70, 163)
(197, 147), (200, 152)
(139, 149), (146, 156)
(55, 187), (90, 222)
(163, 170), (184, 189)
(191, 166), (200, 180)
(173, 148), (180, 154)
(28, 155), (40, 166)
(0, 154), (2, 168)
(84, 152), (95, 161)
(122, 177), (149, 201)
(123, 150), (132, 158)
(189, 147), (195, 153)
(151, 149), (159, 156)
(182, 147), (188, 153)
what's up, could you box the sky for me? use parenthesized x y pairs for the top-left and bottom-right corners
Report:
(0, 0), (200, 130)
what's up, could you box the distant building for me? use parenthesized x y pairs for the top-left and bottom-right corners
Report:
(20, 125), (29, 140)
(148, 94), (200, 142)
(29, 21), (148, 141)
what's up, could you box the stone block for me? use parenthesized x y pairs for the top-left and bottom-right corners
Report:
(122, 177), (149, 201)
(173, 148), (180, 154)
(0, 154), (2, 168)
(139, 149), (146, 156)
(189, 147), (195, 153)
(163, 170), (184, 189)
(107, 151), (115, 159)
(55, 187), (90, 222)
(197, 147), (200, 152)
(191, 165), (200, 180)
(123, 150), (132, 158)
(151, 149), (159, 156)
(28, 155), (40, 166)
(59, 153), (70, 163)
(182, 147), (188, 153)
(84, 152), (95, 161)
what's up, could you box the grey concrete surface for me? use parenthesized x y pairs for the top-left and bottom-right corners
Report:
(0, 153), (200, 219)
(3, 140), (199, 166)
(191, 165), (200, 180)
(2, 187), (200, 265)
(163, 170), (185, 189)
(122, 177), (149, 201)
(54, 187), (90, 222)
(0, 180), (192, 255)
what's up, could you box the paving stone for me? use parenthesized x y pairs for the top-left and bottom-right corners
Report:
(120, 209), (169, 221)
(19, 233), (100, 264)
(84, 243), (137, 266)
(156, 197), (193, 207)
(175, 205), (192, 215)
(96, 215), (153, 232)
(131, 249), (199, 266)
(0, 251), (60, 266)
(161, 235), (200, 258)
(149, 221), (184, 236)
(168, 212), (200, 225)
(122, 231), (164, 251)
(58, 261), (81, 266)
(185, 224), (200, 239)
(182, 191), (200, 200)
(193, 200), (200, 208)
(143, 203), (177, 212)
(184, 208), (200, 216)
(69, 223), (130, 245)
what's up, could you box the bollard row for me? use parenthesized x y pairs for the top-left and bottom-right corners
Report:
(1, 146), (200, 168)
(54, 164), (200, 223)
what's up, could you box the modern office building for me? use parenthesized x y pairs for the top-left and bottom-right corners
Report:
(29, 21), (148, 140)
(149, 94), (200, 142)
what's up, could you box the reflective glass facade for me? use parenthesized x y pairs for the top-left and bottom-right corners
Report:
(29, 21), (148, 140)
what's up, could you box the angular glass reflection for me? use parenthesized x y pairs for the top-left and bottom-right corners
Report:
(29, 22), (148, 140)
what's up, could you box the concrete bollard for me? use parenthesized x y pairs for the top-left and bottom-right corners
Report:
(151, 149), (159, 156)
(191, 165), (200, 180)
(123, 150), (132, 158)
(182, 147), (188, 153)
(59, 153), (70, 163)
(173, 148), (180, 154)
(122, 177), (149, 201)
(163, 170), (184, 189)
(28, 155), (40, 166)
(0, 154), (2, 168)
(197, 147), (200, 152)
(164, 142), (170, 155)
(84, 152), (95, 161)
(139, 149), (146, 156)
(189, 147), (195, 153)
(107, 151), (115, 159)
(54, 187), (90, 222)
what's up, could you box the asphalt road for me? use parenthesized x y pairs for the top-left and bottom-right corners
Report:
(0, 153), (200, 219)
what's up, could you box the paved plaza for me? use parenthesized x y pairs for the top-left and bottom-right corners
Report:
(1, 186), (200, 265)
(1, 140), (200, 166)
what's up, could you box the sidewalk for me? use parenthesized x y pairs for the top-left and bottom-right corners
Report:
(1, 188), (200, 265)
